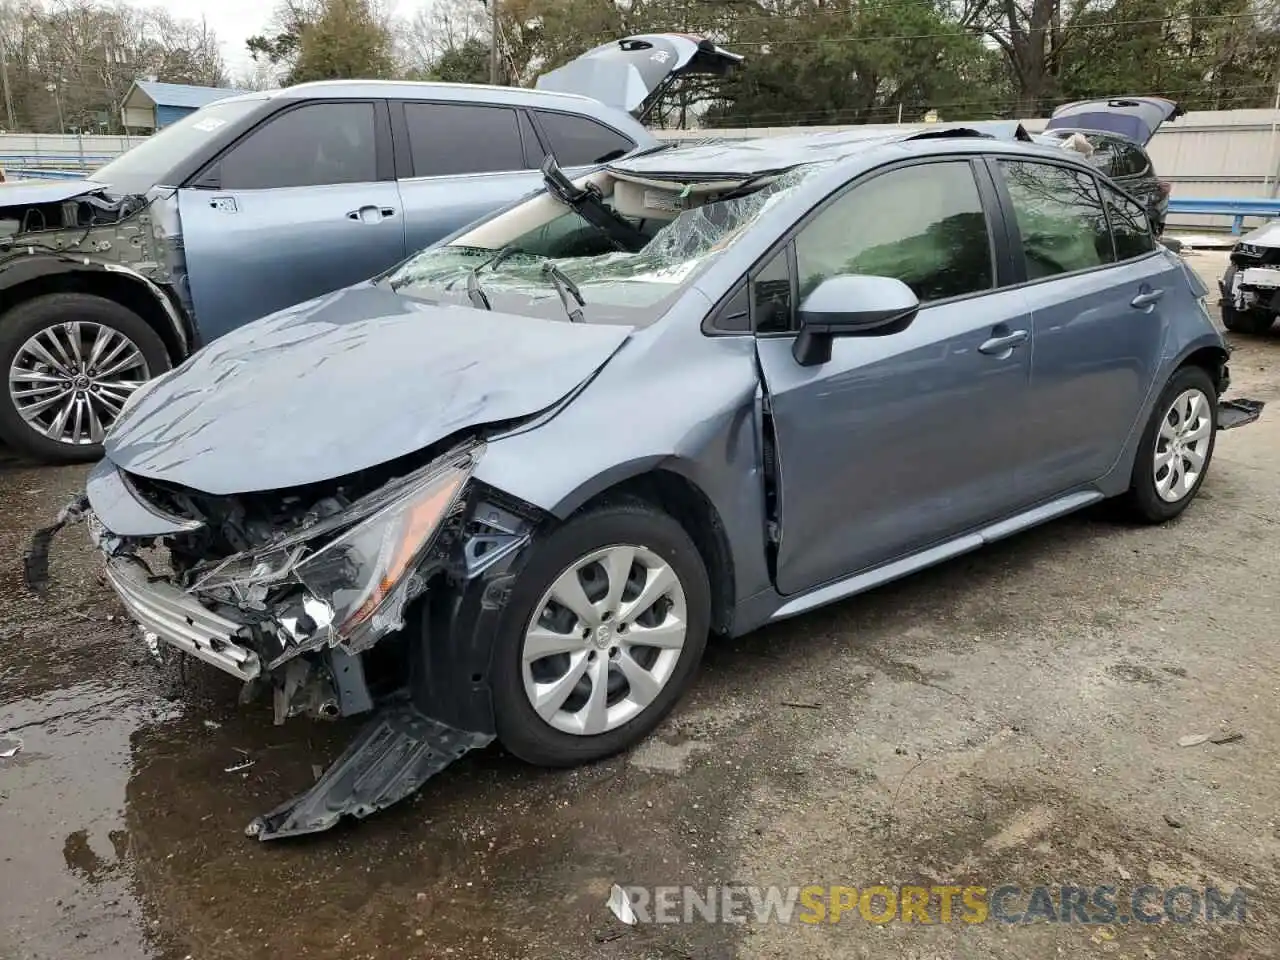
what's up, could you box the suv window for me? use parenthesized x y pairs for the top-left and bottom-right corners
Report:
(219, 102), (377, 190)
(1101, 182), (1156, 259)
(793, 160), (994, 306)
(1115, 143), (1149, 178)
(534, 111), (635, 166)
(1084, 136), (1119, 177)
(404, 103), (526, 177)
(998, 160), (1114, 279)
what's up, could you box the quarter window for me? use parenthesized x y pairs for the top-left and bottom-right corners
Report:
(1102, 182), (1156, 259)
(534, 111), (635, 166)
(404, 103), (526, 176)
(752, 247), (794, 334)
(219, 102), (377, 190)
(793, 161), (994, 305)
(998, 160), (1114, 279)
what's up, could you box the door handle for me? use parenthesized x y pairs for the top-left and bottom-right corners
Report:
(347, 205), (396, 222)
(978, 329), (1029, 356)
(1131, 288), (1165, 308)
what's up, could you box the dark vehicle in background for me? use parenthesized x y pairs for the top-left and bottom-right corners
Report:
(1040, 95), (1184, 235)
(0, 34), (741, 465)
(1220, 222), (1280, 334)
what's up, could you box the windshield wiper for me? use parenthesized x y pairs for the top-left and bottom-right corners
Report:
(542, 262), (585, 323)
(447, 244), (523, 309)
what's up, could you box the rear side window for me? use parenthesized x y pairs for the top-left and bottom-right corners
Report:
(404, 103), (526, 176)
(793, 160), (994, 304)
(1102, 183), (1156, 259)
(998, 160), (1114, 278)
(533, 111), (635, 166)
(219, 102), (378, 190)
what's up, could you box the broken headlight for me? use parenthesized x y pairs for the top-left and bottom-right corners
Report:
(293, 457), (471, 650)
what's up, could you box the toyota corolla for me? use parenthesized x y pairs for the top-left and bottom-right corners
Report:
(27, 123), (1263, 840)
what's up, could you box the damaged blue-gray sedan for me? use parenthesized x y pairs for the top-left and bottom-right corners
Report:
(26, 123), (1264, 841)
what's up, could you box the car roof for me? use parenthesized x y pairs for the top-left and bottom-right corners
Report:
(610, 121), (1071, 180)
(272, 79), (600, 109)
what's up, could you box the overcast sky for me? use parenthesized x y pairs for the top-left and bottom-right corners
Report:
(136, 0), (415, 81)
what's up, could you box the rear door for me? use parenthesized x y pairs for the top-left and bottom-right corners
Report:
(754, 158), (1034, 595)
(178, 99), (403, 342)
(990, 157), (1172, 503)
(392, 101), (547, 256)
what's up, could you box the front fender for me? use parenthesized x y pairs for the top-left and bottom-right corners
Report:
(0, 251), (191, 355)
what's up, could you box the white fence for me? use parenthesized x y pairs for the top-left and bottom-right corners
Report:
(5, 109), (1279, 232)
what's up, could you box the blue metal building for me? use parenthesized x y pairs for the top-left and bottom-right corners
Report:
(120, 80), (248, 132)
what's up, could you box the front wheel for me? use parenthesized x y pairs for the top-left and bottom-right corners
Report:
(1123, 366), (1218, 524)
(491, 501), (710, 767)
(0, 293), (171, 464)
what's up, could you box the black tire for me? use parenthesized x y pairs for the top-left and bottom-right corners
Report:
(1123, 365), (1218, 524)
(1221, 301), (1275, 335)
(0, 293), (171, 464)
(491, 501), (711, 767)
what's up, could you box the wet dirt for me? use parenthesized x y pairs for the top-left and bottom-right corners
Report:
(2, 251), (1278, 959)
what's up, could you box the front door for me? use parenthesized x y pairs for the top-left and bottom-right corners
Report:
(990, 158), (1171, 502)
(178, 99), (405, 342)
(754, 159), (1034, 596)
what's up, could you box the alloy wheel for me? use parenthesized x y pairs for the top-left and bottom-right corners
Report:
(1154, 387), (1212, 503)
(8, 322), (150, 446)
(521, 544), (688, 736)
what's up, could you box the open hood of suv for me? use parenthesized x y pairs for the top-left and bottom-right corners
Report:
(536, 34), (743, 123)
(1043, 96), (1184, 146)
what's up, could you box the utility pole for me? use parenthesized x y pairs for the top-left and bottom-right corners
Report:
(489, 0), (500, 85)
(0, 26), (16, 130)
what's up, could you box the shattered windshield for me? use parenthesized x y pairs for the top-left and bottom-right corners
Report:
(385, 165), (820, 323)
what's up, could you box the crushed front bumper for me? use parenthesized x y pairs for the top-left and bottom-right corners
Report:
(103, 550), (262, 682)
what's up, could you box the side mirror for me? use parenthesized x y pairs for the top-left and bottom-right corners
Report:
(792, 275), (920, 367)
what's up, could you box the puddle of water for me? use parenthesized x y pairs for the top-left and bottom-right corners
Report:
(0, 678), (175, 959)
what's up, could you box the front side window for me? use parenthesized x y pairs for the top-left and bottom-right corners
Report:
(998, 160), (1114, 279)
(404, 102), (526, 177)
(1102, 182), (1156, 259)
(794, 160), (994, 305)
(219, 102), (378, 190)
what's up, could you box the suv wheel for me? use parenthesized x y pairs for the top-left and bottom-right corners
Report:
(0, 293), (171, 464)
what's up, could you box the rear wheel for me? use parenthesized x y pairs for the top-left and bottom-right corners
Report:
(491, 501), (710, 767)
(1123, 366), (1217, 524)
(0, 293), (170, 464)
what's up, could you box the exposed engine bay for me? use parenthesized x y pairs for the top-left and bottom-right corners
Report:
(25, 437), (546, 840)
(0, 183), (179, 293)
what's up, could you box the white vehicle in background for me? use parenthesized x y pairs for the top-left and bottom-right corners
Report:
(1221, 222), (1280, 335)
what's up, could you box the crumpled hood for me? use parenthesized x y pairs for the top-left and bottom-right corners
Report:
(104, 284), (632, 495)
(0, 178), (108, 208)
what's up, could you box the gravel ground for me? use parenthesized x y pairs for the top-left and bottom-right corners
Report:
(1, 249), (1277, 960)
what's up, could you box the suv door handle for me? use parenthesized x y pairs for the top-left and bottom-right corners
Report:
(978, 329), (1029, 356)
(1131, 288), (1165, 308)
